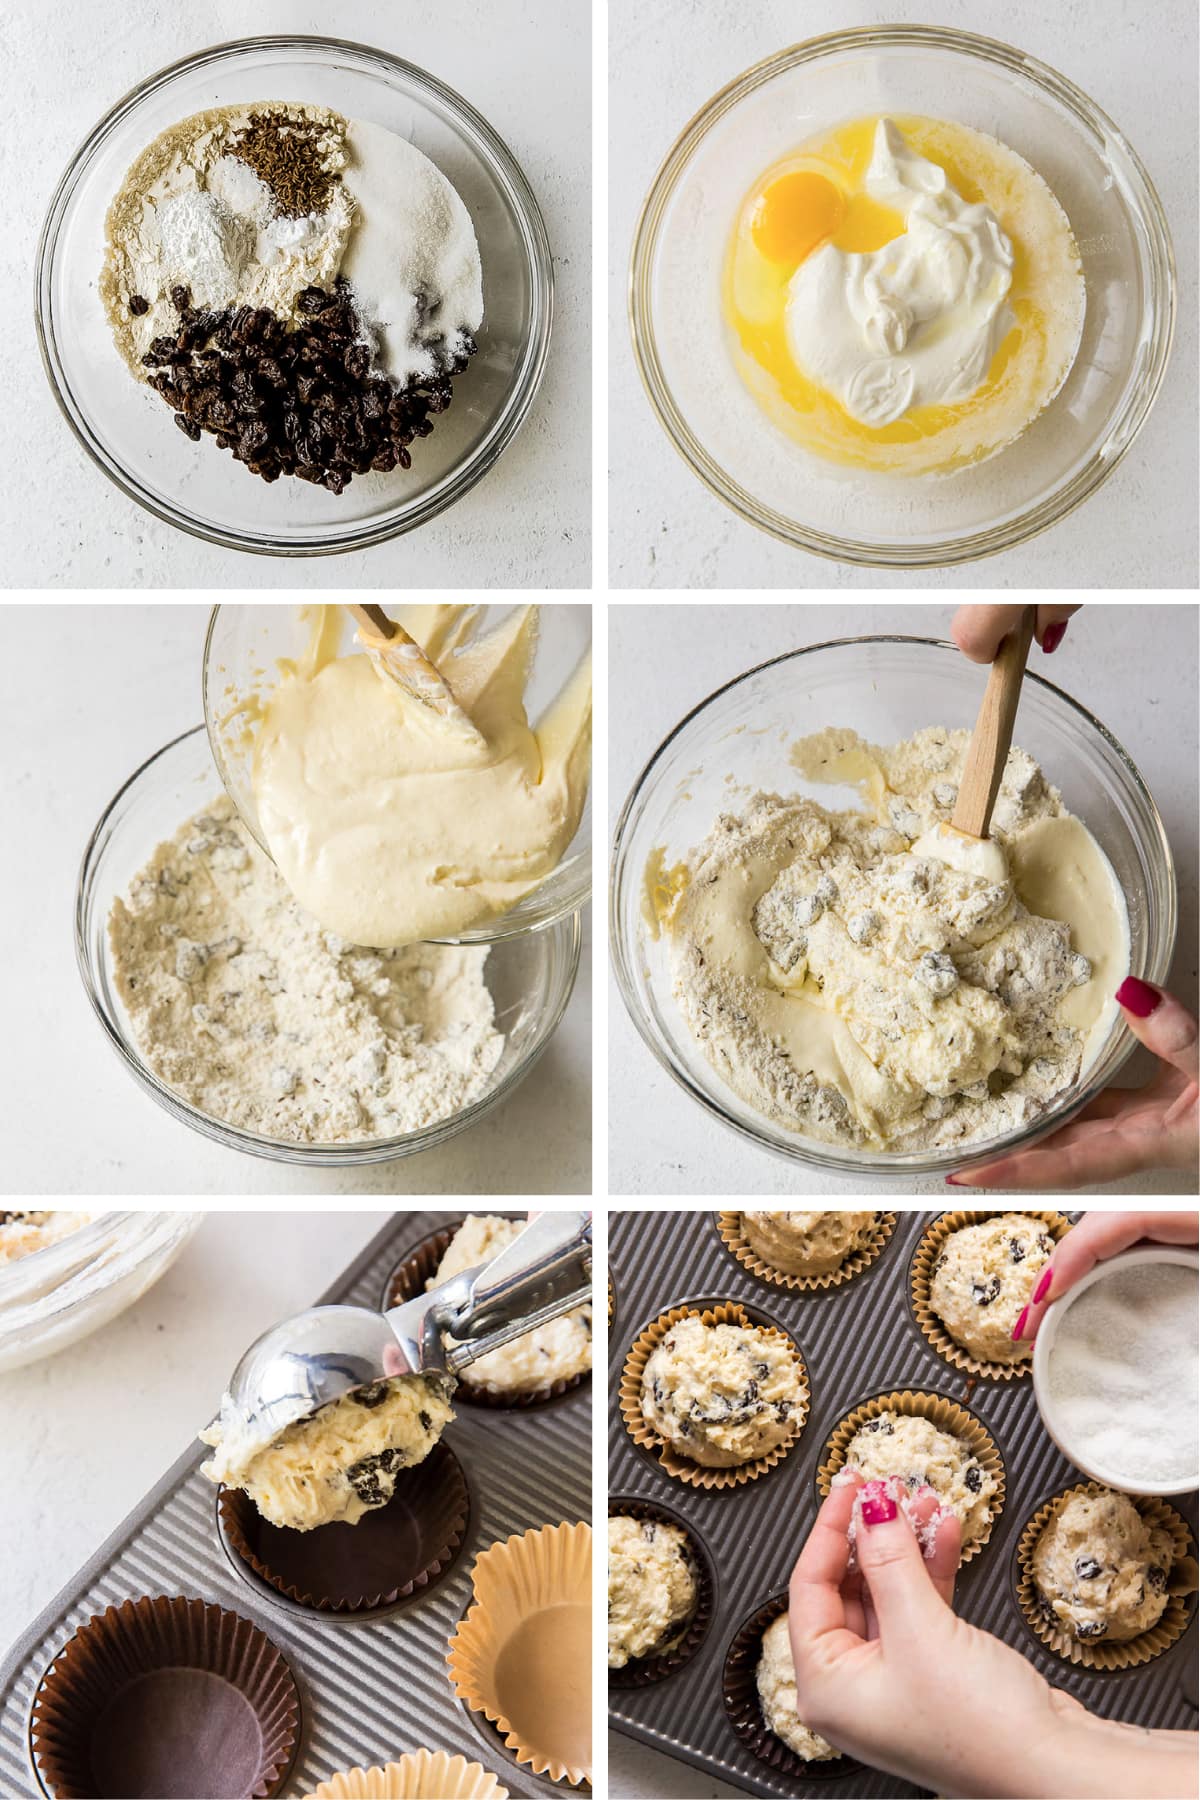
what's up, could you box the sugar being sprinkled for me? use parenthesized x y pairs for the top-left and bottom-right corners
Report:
(1046, 1262), (1199, 1484)
(841, 1471), (951, 1567)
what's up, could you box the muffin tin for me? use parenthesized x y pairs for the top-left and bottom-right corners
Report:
(0, 1213), (591, 1798)
(608, 1209), (1198, 1799)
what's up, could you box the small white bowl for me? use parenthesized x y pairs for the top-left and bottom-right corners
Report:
(1033, 1246), (1199, 1496)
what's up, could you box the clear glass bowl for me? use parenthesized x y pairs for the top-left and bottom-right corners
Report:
(0, 1212), (203, 1372)
(611, 637), (1177, 1183)
(76, 727), (582, 1165)
(36, 35), (553, 556)
(203, 603), (591, 942)
(629, 26), (1175, 567)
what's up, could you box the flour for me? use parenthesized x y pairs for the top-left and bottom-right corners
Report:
(108, 796), (504, 1143)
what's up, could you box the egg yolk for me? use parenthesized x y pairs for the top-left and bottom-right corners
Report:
(751, 171), (845, 265)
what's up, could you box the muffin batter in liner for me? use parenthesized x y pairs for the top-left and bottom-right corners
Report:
(621, 1300), (809, 1489)
(716, 1210), (896, 1293)
(721, 1593), (858, 1782)
(818, 1389), (1005, 1563)
(1016, 1483), (1198, 1671)
(608, 1497), (714, 1687)
(912, 1209), (1071, 1379)
(301, 1750), (510, 1799)
(218, 1443), (469, 1613)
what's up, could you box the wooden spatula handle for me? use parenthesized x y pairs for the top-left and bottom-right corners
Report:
(347, 603), (395, 640)
(951, 606), (1036, 841)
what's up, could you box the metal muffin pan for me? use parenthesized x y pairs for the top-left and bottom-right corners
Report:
(608, 1209), (1198, 1799)
(0, 1212), (592, 1799)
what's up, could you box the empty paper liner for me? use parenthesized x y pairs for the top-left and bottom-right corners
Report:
(30, 1594), (299, 1799)
(911, 1209), (1071, 1379)
(620, 1298), (809, 1489)
(447, 1521), (592, 1787)
(302, 1750), (510, 1799)
(722, 1594), (859, 1784)
(385, 1222), (591, 1408)
(219, 1443), (469, 1613)
(716, 1211), (896, 1293)
(608, 1497), (713, 1688)
(1015, 1482), (1199, 1671)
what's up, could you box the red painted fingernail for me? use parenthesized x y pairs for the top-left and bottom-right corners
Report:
(1032, 1268), (1053, 1306)
(859, 1480), (898, 1526)
(1012, 1306), (1029, 1342)
(1115, 976), (1162, 1019)
(1041, 622), (1067, 654)
(945, 1175), (963, 1186)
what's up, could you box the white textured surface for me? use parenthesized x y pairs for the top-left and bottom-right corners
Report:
(3, 0), (589, 587)
(609, 0), (1199, 589)
(608, 601), (1200, 1197)
(0, 605), (590, 1195)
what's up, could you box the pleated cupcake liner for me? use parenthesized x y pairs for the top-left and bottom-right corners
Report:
(721, 1593), (858, 1783)
(911, 1209), (1072, 1379)
(447, 1521), (592, 1788)
(301, 1749), (510, 1799)
(607, 1496), (713, 1688)
(219, 1442), (469, 1614)
(716, 1211), (896, 1293)
(818, 1388), (1006, 1563)
(31, 1595), (299, 1799)
(384, 1222), (591, 1409)
(620, 1299), (810, 1490)
(1015, 1481), (1199, 1671)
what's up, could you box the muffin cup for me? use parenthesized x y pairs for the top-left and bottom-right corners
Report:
(302, 1751), (510, 1799)
(219, 1443), (469, 1613)
(447, 1521), (592, 1787)
(621, 1299), (809, 1490)
(30, 1595), (299, 1799)
(717, 1211), (896, 1293)
(607, 1496), (714, 1687)
(722, 1593), (857, 1782)
(385, 1222), (591, 1409)
(912, 1209), (1072, 1379)
(1015, 1482), (1199, 1671)
(818, 1389), (1005, 1563)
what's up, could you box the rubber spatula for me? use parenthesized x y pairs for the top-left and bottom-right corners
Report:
(951, 605), (1037, 843)
(347, 603), (485, 746)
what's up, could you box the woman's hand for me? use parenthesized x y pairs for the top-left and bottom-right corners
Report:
(951, 604), (1080, 661)
(1012, 1208), (1198, 1345)
(950, 978), (1199, 1190)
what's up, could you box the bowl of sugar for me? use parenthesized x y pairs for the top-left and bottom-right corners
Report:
(1033, 1247), (1199, 1496)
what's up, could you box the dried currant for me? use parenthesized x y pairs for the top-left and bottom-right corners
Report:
(972, 1276), (1002, 1306)
(1074, 1555), (1103, 1581)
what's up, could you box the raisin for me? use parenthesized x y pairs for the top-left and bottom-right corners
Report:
(170, 284), (192, 312)
(1147, 1565), (1167, 1593)
(355, 1381), (391, 1409)
(972, 1276), (1002, 1306)
(1074, 1620), (1107, 1640)
(128, 293), (150, 316)
(963, 1464), (983, 1493)
(862, 1417), (894, 1436)
(418, 1410), (432, 1432)
(1074, 1556), (1103, 1581)
(1008, 1237), (1026, 1263)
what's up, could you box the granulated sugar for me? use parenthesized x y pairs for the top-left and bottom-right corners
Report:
(1046, 1262), (1199, 1485)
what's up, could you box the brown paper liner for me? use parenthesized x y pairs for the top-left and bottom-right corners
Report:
(911, 1209), (1072, 1379)
(302, 1751), (510, 1799)
(448, 1522), (592, 1787)
(1015, 1482), (1199, 1671)
(716, 1211), (896, 1293)
(620, 1300), (809, 1490)
(722, 1594), (858, 1782)
(219, 1442), (469, 1613)
(818, 1389), (1005, 1564)
(384, 1222), (591, 1409)
(31, 1595), (299, 1799)
(607, 1497), (713, 1687)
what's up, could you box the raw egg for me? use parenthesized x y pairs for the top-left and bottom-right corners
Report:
(750, 171), (845, 265)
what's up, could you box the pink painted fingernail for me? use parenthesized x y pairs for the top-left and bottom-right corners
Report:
(1032, 1268), (1053, 1306)
(945, 1175), (963, 1186)
(1012, 1306), (1029, 1342)
(859, 1481), (898, 1526)
(1042, 622), (1067, 654)
(1115, 976), (1162, 1018)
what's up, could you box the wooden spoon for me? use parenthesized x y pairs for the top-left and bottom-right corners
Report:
(346, 604), (484, 745)
(951, 605), (1037, 843)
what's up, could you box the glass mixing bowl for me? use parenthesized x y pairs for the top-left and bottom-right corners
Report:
(611, 637), (1176, 1183)
(202, 602), (591, 942)
(76, 727), (582, 1166)
(630, 26), (1175, 568)
(36, 35), (552, 556)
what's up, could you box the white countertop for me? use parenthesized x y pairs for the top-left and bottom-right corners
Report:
(608, 600), (1200, 1197)
(4, 0), (589, 588)
(0, 604), (590, 1195)
(609, 0), (1199, 589)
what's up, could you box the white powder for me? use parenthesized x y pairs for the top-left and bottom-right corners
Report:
(1047, 1263), (1199, 1484)
(157, 191), (252, 307)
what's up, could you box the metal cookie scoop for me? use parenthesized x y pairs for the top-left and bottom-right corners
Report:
(223, 1211), (592, 1448)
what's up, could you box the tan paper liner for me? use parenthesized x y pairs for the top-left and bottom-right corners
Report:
(722, 1593), (859, 1784)
(817, 1388), (1006, 1564)
(716, 1210), (897, 1294)
(607, 1497), (713, 1687)
(385, 1222), (591, 1409)
(302, 1750), (510, 1799)
(219, 1441), (469, 1612)
(447, 1521), (592, 1788)
(1015, 1482), (1199, 1671)
(911, 1209), (1072, 1380)
(31, 1595), (299, 1799)
(620, 1299), (810, 1490)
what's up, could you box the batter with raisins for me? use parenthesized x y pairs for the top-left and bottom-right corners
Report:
(740, 1209), (878, 1277)
(842, 1411), (997, 1550)
(1033, 1489), (1176, 1643)
(607, 1515), (699, 1667)
(641, 1316), (806, 1467)
(930, 1212), (1055, 1363)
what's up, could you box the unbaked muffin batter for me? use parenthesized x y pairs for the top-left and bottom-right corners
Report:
(842, 1411), (997, 1550)
(740, 1209), (878, 1276)
(1032, 1489), (1176, 1643)
(607, 1515), (699, 1668)
(930, 1212), (1055, 1362)
(641, 1316), (806, 1467)
(756, 1614), (838, 1762)
(429, 1214), (592, 1397)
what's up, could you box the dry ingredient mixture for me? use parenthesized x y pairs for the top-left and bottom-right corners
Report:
(101, 104), (482, 492)
(429, 1214), (592, 1397)
(108, 796), (503, 1143)
(0, 1212), (93, 1265)
(1032, 1489), (1177, 1643)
